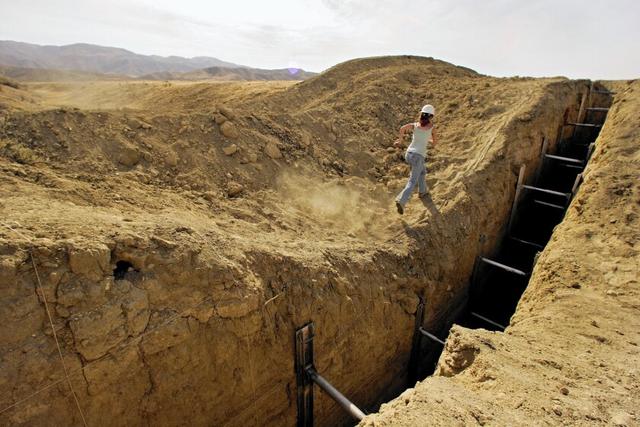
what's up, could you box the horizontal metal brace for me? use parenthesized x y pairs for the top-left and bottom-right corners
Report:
(479, 257), (527, 276)
(586, 107), (609, 111)
(509, 236), (544, 250)
(570, 141), (595, 147)
(533, 199), (566, 210)
(470, 312), (506, 330)
(522, 185), (571, 198)
(306, 368), (366, 421)
(566, 122), (602, 128)
(544, 154), (584, 164)
(418, 327), (445, 345)
(560, 164), (584, 170)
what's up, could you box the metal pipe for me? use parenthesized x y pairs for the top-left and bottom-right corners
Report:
(418, 327), (445, 345)
(522, 185), (571, 198)
(561, 164), (584, 170)
(586, 107), (609, 111)
(509, 236), (544, 250)
(544, 154), (584, 164)
(566, 122), (602, 128)
(470, 312), (506, 330)
(533, 199), (566, 210)
(306, 368), (366, 421)
(480, 257), (527, 276)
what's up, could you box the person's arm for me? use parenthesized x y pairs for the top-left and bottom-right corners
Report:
(431, 127), (438, 147)
(393, 123), (414, 147)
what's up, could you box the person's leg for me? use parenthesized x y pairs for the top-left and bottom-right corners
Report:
(396, 152), (421, 206)
(418, 158), (427, 195)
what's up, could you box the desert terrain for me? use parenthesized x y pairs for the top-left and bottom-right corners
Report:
(0, 55), (638, 426)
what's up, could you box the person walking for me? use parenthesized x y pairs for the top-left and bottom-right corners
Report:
(393, 104), (438, 215)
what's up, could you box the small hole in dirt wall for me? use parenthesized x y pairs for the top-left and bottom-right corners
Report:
(113, 260), (136, 280)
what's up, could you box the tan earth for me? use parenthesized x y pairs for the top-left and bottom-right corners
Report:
(362, 80), (640, 426)
(0, 56), (637, 426)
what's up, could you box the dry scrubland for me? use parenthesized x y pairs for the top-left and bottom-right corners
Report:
(0, 56), (637, 426)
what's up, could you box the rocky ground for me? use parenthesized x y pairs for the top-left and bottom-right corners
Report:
(1, 57), (634, 426)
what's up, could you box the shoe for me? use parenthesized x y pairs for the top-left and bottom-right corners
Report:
(395, 201), (404, 215)
(419, 192), (428, 198)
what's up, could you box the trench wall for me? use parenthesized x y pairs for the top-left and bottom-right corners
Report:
(0, 80), (588, 426)
(360, 80), (639, 426)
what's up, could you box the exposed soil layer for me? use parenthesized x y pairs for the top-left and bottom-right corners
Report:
(0, 56), (606, 426)
(362, 80), (639, 426)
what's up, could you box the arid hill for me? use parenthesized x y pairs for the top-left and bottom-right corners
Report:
(0, 40), (239, 75)
(0, 41), (316, 81)
(139, 66), (316, 81)
(0, 65), (133, 82)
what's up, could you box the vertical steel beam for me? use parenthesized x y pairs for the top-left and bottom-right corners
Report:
(508, 164), (526, 233)
(295, 322), (366, 425)
(534, 137), (549, 185)
(573, 90), (589, 138)
(295, 323), (314, 427)
(408, 297), (425, 382)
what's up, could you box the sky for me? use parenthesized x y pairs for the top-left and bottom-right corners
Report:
(0, 0), (639, 79)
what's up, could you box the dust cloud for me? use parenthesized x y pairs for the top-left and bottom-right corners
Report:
(276, 170), (392, 237)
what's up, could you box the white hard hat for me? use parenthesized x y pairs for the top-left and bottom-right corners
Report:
(421, 104), (435, 116)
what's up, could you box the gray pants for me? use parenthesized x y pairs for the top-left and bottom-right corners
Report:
(396, 151), (426, 206)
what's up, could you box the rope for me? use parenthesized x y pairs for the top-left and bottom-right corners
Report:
(4, 294), (133, 372)
(0, 293), (213, 416)
(1, 221), (218, 418)
(0, 222), (87, 425)
(30, 251), (89, 427)
(0, 221), (378, 424)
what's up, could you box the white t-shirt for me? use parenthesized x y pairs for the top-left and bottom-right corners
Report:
(407, 123), (433, 157)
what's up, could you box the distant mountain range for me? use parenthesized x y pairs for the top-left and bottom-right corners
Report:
(0, 40), (315, 81)
(140, 66), (316, 81)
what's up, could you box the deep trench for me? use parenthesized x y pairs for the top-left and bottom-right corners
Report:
(293, 85), (615, 426)
(2, 84), (617, 427)
(406, 85), (613, 384)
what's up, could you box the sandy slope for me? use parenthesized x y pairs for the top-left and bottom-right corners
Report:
(1, 57), (572, 251)
(361, 81), (640, 426)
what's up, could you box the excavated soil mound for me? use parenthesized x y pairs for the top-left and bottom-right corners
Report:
(0, 56), (599, 426)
